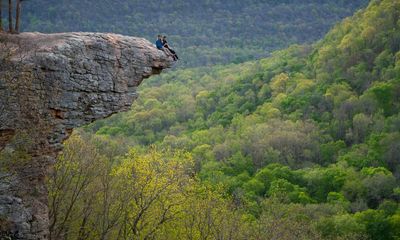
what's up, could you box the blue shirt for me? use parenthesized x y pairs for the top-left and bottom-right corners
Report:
(156, 39), (163, 49)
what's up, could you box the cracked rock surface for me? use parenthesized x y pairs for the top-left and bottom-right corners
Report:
(0, 32), (172, 239)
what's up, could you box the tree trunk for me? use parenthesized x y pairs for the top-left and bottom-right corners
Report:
(15, 0), (21, 32)
(0, 0), (3, 31)
(8, 0), (12, 32)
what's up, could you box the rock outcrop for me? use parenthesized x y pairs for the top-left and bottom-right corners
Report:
(0, 32), (173, 239)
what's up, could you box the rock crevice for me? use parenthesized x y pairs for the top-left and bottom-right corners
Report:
(0, 32), (172, 239)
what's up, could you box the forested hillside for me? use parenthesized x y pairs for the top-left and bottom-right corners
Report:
(20, 0), (368, 67)
(46, 0), (400, 239)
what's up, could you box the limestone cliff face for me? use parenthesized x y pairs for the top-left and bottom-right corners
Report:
(0, 32), (173, 239)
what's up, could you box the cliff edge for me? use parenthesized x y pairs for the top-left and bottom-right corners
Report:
(0, 32), (173, 239)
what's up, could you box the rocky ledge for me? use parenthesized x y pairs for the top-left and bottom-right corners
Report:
(0, 32), (173, 239)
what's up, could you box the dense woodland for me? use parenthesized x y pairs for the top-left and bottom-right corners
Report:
(38, 0), (400, 239)
(18, 0), (369, 67)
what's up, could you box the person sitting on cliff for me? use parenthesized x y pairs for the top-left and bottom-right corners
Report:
(162, 36), (178, 60)
(156, 35), (176, 60)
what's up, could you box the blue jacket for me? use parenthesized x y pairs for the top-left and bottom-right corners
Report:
(156, 39), (163, 49)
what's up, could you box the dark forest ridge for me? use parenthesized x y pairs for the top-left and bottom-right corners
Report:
(18, 0), (369, 67)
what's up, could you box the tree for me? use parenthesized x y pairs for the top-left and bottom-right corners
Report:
(352, 113), (372, 143)
(113, 148), (194, 239)
(0, 0), (3, 31)
(361, 168), (396, 208)
(8, 0), (12, 32)
(252, 199), (322, 240)
(355, 209), (392, 240)
(48, 134), (106, 239)
(316, 214), (367, 239)
(180, 185), (249, 240)
(15, 0), (21, 32)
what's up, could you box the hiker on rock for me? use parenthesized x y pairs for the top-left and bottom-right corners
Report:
(156, 34), (177, 61)
(162, 36), (178, 60)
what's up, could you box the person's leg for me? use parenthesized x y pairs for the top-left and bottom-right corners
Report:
(167, 47), (175, 55)
(165, 48), (173, 56)
(162, 48), (175, 59)
(167, 47), (178, 60)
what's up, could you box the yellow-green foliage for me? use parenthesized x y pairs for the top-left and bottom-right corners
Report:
(74, 1), (400, 239)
